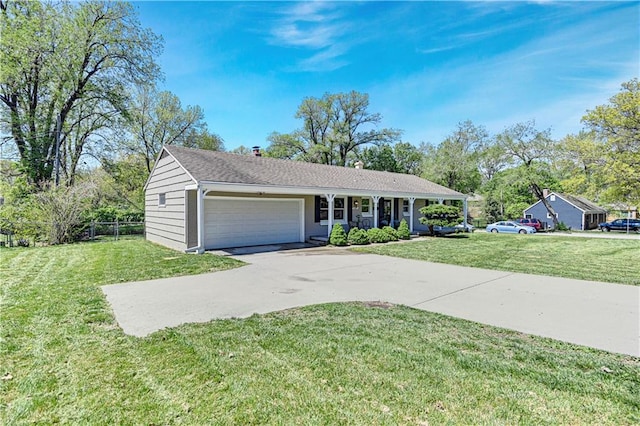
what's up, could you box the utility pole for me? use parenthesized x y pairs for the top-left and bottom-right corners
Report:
(54, 114), (61, 186)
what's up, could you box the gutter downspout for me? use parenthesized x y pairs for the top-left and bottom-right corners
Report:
(463, 197), (468, 230)
(185, 185), (205, 254)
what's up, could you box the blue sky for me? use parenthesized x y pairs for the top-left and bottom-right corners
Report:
(134, 1), (639, 151)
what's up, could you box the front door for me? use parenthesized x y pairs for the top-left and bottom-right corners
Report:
(379, 198), (392, 226)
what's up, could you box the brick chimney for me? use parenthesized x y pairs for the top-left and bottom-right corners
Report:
(354, 160), (364, 169)
(252, 146), (262, 157)
(543, 188), (550, 198)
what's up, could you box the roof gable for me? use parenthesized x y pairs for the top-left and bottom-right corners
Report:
(163, 145), (463, 197)
(524, 192), (607, 214)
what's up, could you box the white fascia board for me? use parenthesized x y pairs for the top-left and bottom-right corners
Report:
(198, 181), (466, 200)
(143, 146), (197, 191)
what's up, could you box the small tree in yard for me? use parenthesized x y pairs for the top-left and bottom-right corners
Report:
(397, 219), (411, 240)
(329, 223), (348, 246)
(32, 182), (97, 244)
(419, 204), (462, 236)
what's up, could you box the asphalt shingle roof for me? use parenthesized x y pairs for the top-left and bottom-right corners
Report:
(557, 193), (607, 213)
(164, 145), (462, 197)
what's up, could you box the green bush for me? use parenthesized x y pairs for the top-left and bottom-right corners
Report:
(329, 223), (348, 246)
(382, 226), (399, 241)
(367, 227), (392, 244)
(397, 219), (411, 240)
(555, 222), (571, 231)
(347, 227), (370, 245)
(85, 206), (144, 223)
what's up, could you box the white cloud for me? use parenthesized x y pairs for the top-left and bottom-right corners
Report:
(267, 2), (354, 72)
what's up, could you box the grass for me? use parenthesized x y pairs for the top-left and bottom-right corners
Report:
(1, 239), (639, 424)
(354, 232), (640, 286)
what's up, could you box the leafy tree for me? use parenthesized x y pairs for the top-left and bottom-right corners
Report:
(394, 142), (424, 175)
(555, 131), (605, 201)
(182, 129), (225, 153)
(419, 204), (462, 236)
(265, 132), (308, 160)
(421, 120), (485, 193)
(331, 91), (402, 166)
(99, 154), (148, 210)
(360, 144), (398, 172)
(480, 166), (553, 221)
(231, 145), (252, 155)
(0, 1), (162, 185)
(495, 120), (561, 226)
(582, 78), (640, 205)
(126, 86), (211, 172)
(267, 91), (401, 166)
(477, 137), (510, 183)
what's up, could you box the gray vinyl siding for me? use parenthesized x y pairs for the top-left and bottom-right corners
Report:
(525, 196), (583, 230)
(145, 152), (195, 251)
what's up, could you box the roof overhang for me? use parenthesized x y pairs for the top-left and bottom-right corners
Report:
(197, 181), (467, 200)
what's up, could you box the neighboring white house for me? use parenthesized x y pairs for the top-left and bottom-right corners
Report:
(144, 145), (467, 252)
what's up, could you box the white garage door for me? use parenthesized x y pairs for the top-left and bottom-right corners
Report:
(204, 197), (304, 249)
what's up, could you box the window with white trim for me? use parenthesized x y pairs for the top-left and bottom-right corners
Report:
(402, 199), (410, 215)
(158, 193), (166, 207)
(361, 198), (371, 216)
(550, 194), (556, 201)
(547, 211), (558, 219)
(320, 197), (345, 221)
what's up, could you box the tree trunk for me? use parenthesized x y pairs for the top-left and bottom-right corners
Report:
(531, 184), (559, 228)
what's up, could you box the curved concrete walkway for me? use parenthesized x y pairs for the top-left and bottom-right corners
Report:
(102, 247), (639, 357)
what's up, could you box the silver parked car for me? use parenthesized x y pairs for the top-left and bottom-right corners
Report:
(486, 221), (536, 234)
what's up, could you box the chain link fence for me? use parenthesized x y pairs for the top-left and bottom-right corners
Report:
(1, 221), (144, 248)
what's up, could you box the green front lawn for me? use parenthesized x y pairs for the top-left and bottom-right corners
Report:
(1, 239), (639, 424)
(355, 232), (640, 285)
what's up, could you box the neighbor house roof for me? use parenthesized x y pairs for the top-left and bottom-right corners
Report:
(525, 192), (607, 213)
(162, 145), (463, 198)
(557, 193), (607, 213)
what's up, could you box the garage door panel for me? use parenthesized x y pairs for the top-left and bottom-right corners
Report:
(204, 198), (303, 249)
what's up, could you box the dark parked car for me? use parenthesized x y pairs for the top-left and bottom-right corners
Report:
(515, 218), (542, 230)
(598, 218), (640, 233)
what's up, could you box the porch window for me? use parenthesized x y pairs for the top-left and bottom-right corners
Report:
(361, 198), (371, 216)
(320, 197), (345, 221)
(402, 199), (410, 215)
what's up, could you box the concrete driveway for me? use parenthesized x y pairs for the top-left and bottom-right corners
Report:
(102, 247), (640, 357)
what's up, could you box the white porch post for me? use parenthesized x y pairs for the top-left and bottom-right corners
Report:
(197, 186), (205, 254)
(372, 196), (380, 228)
(438, 197), (444, 204)
(325, 193), (336, 237)
(463, 198), (468, 229)
(390, 198), (395, 227)
(408, 197), (416, 233)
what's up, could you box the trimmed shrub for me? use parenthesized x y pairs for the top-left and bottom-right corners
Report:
(367, 227), (392, 244)
(397, 219), (411, 240)
(329, 223), (348, 246)
(347, 227), (370, 245)
(382, 226), (399, 241)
